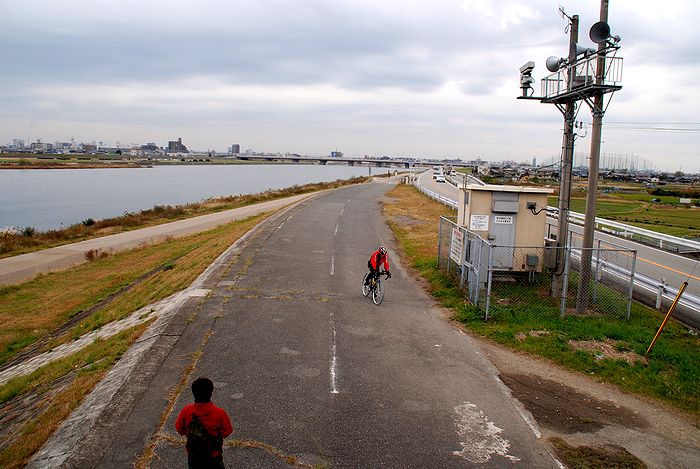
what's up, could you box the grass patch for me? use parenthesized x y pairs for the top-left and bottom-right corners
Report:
(0, 323), (148, 469)
(549, 194), (700, 238)
(384, 184), (700, 414)
(0, 212), (268, 366)
(0, 176), (368, 258)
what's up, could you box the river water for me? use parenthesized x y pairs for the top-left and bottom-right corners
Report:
(0, 164), (371, 231)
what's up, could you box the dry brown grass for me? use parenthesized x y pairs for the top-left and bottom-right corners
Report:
(0, 213), (267, 366)
(0, 324), (148, 469)
(382, 184), (454, 260)
(568, 339), (647, 365)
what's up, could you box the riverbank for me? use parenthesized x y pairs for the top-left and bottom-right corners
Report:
(0, 154), (326, 170)
(0, 176), (369, 258)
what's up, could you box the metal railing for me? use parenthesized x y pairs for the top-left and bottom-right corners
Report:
(541, 55), (623, 99)
(415, 176), (700, 321)
(413, 180), (458, 209)
(550, 207), (700, 253)
(438, 216), (637, 320)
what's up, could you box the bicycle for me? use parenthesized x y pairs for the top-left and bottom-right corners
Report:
(362, 270), (389, 305)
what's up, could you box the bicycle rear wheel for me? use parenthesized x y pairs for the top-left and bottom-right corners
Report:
(362, 273), (370, 297)
(372, 279), (385, 305)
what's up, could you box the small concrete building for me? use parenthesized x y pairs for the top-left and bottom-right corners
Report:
(457, 184), (553, 272)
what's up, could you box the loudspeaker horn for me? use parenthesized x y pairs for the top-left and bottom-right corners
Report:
(546, 56), (564, 73)
(576, 44), (596, 56)
(589, 21), (611, 44)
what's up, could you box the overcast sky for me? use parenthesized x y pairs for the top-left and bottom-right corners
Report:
(1, 0), (698, 172)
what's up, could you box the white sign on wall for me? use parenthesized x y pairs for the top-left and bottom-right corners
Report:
(494, 216), (514, 224)
(450, 227), (464, 263)
(469, 214), (489, 231)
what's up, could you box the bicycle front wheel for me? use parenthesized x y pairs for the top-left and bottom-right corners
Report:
(372, 279), (385, 305)
(362, 273), (370, 297)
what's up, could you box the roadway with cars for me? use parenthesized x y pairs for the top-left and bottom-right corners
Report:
(30, 178), (558, 468)
(418, 171), (700, 327)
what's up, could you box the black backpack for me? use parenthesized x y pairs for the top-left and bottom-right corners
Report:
(186, 414), (215, 460)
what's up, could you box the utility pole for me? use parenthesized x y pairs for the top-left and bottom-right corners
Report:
(576, 0), (609, 313)
(551, 14), (579, 296)
(518, 2), (621, 310)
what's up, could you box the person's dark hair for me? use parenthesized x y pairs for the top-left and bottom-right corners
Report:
(191, 377), (214, 403)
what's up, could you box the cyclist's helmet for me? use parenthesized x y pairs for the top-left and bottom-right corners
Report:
(379, 245), (387, 255)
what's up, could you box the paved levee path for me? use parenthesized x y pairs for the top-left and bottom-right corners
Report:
(28, 180), (559, 468)
(0, 193), (315, 286)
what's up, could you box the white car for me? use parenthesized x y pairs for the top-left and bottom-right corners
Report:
(435, 175), (446, 183)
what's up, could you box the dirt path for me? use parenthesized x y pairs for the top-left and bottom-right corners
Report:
(465, 329), (700, 468)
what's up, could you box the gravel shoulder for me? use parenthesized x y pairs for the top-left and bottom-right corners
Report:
(456, 318), (700, 468)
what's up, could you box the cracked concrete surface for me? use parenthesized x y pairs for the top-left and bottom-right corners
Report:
(25, 198), (312, 468)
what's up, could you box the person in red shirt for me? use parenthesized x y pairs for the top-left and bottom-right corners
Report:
(365, 245), (391, 285)
(176, 377), (233, 469)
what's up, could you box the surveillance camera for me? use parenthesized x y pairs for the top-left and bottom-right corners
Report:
(519, 61), (535, 74)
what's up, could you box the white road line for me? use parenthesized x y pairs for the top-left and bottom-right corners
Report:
(277, 213), (296, 229)
(330, 255), (335, 276)
(334, 223), (339, 236)
(329, 311), (339, 394)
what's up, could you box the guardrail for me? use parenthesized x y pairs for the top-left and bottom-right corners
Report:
(415, 175), (700, 321)
(549, 207), (700, 253)
(413, 180), (459, 209)
(445, 173), (486, 187)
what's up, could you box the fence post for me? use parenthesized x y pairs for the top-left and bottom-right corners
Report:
(437, 217), (443, 268)
(656, 282), (664, 310)
(459, 228), (467, 290)
(473, 238), (483, 306)
(446, 228), (452, 273)
(560, 245), (571, 318)
(485, 245), (494, 320)
(627, 250), (637, 320)
(593, 239), (601, 303)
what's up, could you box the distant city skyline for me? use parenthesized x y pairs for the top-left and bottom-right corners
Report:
(1, 1), (699, 172)
(4, 135), (675, 175)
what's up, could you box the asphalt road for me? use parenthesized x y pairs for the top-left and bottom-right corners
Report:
(0, 193), (315, 286)
(44, 179), (557, 468)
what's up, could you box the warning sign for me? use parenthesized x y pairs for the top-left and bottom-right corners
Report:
(450, 227), (464, 263)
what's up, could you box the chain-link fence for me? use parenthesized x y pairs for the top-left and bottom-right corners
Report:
(438, 216), (638, 320)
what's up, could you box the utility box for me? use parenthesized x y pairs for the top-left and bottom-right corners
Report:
(457, 184), (553, 272)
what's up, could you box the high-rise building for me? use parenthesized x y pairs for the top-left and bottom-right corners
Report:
(230, 144), (240, 154)
(167, 138), (188, 153)
(168, 138), (188, 153)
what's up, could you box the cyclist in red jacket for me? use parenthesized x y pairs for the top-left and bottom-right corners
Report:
(365, 245), (391, 285)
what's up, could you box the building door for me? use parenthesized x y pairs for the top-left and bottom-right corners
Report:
(490, 192), (518, 269)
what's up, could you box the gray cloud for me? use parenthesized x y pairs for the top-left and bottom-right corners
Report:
(1, 0), (698, 171)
